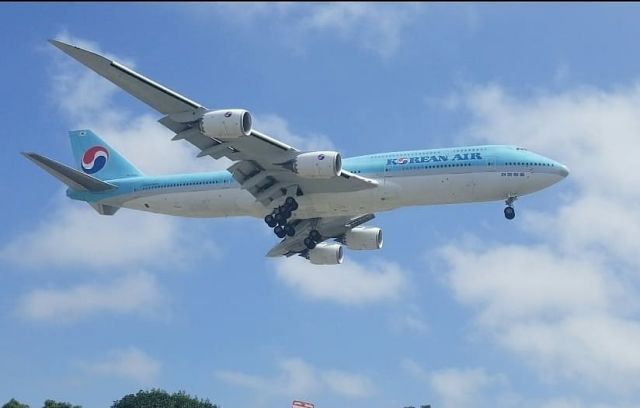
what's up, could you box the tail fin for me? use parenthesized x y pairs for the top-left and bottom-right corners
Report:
(69, 129), (143, 180)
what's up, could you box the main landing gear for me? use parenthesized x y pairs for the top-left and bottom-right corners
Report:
(303, 229), (322, 250)
(265, 197), (299, 238)
(504, 196), (517, 220)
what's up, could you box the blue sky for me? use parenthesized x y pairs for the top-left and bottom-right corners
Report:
(2, 3), (640, 408)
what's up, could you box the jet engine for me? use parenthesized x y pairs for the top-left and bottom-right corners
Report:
(200, 109), (253, 139)
(343, 227), (383, 250)
(308, 243), (344, 265)
(294, 151), (342, 179)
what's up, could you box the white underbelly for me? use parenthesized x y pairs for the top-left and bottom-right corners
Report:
(122, 188), (263, 218)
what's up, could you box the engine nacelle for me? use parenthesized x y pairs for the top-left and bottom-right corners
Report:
(200, 109), (252, 139)
(308, 243), (344, 265)
(344, 227), (383, 250)
(294, 151), (342, 179)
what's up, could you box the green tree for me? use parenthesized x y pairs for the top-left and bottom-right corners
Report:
(2, 399), (29, 408)
(111, 389), (217, 408)
(42, 401), (81, 408)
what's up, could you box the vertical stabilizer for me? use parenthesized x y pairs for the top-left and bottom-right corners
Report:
(69, 129), (143, 180)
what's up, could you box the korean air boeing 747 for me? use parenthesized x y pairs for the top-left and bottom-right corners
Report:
(24, 40), (569, 265)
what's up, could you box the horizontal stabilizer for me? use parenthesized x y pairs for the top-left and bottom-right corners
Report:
(22, 152), (116, 192)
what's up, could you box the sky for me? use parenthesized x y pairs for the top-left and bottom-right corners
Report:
(1, 3), (640, 408)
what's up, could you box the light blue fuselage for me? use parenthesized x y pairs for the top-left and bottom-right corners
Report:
(68, 144), (569, 218)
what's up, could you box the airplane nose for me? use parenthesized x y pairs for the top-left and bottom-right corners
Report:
(559, 164), (570, 177)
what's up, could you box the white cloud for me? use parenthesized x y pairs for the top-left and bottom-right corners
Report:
(1, 199), (205, 269)
(441, 244), (640, 392)
(18, 272), (165, 324)
(401, 358), (430, 383)
(205, 3), (424, 58)
(401, 360), (640, 408)
(441, 244), (616, 324)
(390, 306), (430, 336)
(397, 314), (430, 336)
(216, 358), (318, 397)
(216, 357), (374, 399)
(273, 256), (407, 305)
(430, 367), (504, 408)
(321, 370), (375, 398)
(80, 346), (161, 384)
(402, 360), (506, 408)
(503, 316), (640, 393)
(434, 83), (640, 397)
(298, 3), (422, 58)
(524, 195), (640, 270)
(253, 113), (335, 151)
(539, 399), (583, 408)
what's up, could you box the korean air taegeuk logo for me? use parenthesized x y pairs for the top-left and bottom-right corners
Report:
(81, 146), (109, 174)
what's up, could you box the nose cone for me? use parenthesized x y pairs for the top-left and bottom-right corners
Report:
(558, 164), (570, 178)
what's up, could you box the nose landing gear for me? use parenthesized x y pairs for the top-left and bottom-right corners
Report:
(504, 196), (517, 220)
(504, 206), (515, 220)
(265, 197), (299, 237)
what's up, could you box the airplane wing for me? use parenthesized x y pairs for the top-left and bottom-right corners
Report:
(266, 213), (376, 258)
(50, 40), (378, 206)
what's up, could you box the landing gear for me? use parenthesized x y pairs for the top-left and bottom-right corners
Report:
(309, 229), (321, 242)
(304, 237), (317, 250)
(284, 224), (296, 237)
(504, 206), (515, 220)
(304, 230), (322, 249)
(279, 210), (292, 221)
(264, 214), (277, 228)
(504, 196), (517, 220)
(274, 212), (287, 224)
(266, 197), (300, 238)
(285, 196), (299, 211)
(274, 225), (286, 238)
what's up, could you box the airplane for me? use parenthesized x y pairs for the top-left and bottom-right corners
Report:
(23, 39), (569, 265)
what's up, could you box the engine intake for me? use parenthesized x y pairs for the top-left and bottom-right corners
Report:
(294, 151), (342, 179)
(308, 243), (344, 265)
(200, 109), (252, 139)
(343, 227), (383, 250)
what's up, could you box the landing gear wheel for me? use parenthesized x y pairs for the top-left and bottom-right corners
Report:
(274, 213), (286, 224)
(284, 224), (296, 237)
(265, 214), (277, 228)
(504, 206), (516, 220)
(285, 197), (299, 211)
(309, 229), (321, 242)
(274, 225), (286, 238)
(304, 237), (317, 249)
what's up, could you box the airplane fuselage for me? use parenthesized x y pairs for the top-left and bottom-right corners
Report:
(68, 144), (569, 219)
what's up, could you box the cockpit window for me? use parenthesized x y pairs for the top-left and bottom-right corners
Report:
(515, 147), (528, 151)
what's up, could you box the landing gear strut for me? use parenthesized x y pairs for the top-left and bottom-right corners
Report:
(504, 196), (517, 220)
(265, 197), (299, 237)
